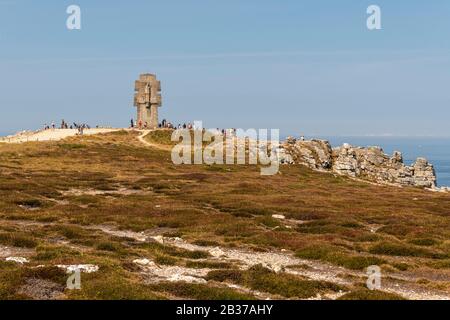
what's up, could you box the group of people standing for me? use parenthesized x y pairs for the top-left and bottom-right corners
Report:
(159, 119), (204, 130)
(44, 118), (241, 138)
(130, 119), (153, 129)
(43, 120), (91, 135)
(43, 122), (56, 130)
(129, 118), (239, 138)
(130, 118), (177, 129)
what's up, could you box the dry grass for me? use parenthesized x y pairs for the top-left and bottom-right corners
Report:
(206, 265), (345, 298)
(0, 130), (449, 299)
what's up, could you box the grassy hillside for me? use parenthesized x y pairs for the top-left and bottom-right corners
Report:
(0, 130), (449, 300)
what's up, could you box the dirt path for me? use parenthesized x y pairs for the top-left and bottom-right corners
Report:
(1, 217), (449, 300)
(137, 130), (173, 151)
(0, 128), (123, 144)
(94, 224), (450, 300)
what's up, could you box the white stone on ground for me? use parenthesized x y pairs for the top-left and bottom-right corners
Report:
(209, 247), (225, 258)
(133, 259), (208, 284)
(57, 264), (99, 274)
(6, 257), (29, 264)
(133, 258), (152, 266)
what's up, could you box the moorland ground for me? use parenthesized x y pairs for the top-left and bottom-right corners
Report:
(0, 130), (449, 300)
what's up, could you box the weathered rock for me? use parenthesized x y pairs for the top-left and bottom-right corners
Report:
(209, 247), (225, 258)
(280, 137), (438, 189)
(133, 258), (152, 266)
(391, 151), (403, 164)
(281, 139), (332, 170)
(333, 144), (359, 177)
(332, 145), (436, 188)
(411, 158), (436, 188)
(286, 136), (297, 145)
(431, 186), (450, 193)
(277, 148), (294, 164)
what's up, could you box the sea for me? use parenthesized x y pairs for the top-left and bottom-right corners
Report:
(1, 131), (449, 187)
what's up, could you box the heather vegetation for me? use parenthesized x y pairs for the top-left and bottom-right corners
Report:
(0, 130), (448, 299)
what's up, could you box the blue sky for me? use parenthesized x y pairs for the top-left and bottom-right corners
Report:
(1, 0), (449, 136)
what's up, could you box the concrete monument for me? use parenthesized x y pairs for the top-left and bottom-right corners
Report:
(134, 74), (162, 129)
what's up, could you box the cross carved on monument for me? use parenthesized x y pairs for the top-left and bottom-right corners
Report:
(133, 74), (162, 129)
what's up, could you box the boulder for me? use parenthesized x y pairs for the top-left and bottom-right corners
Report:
(333, 144), (359, 177)
(281, 139), (332, 170)
(390, 151), (403, 164)
(411, 158), (437, 188)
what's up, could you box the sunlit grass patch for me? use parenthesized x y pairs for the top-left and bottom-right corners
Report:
(154, 254), (178, 266)
(0, 232), (38, 248)
(34, 245), (81, 262)
(338, 289), (405, 300)
(207, 265), (345, 299)
(67, 271), (164, 300)
(408, 238), (439, 247)
(137, 242), (210, 260)
(368, 242), (446, 259)
(147, 282), (255, 300)
(295, 245), (386, 270)
(192, 240), (221, 247)
(58, 143), (86, 150)
(96, 241), (124, 252)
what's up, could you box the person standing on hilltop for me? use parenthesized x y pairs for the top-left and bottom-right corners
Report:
(130, 119), (134, 128)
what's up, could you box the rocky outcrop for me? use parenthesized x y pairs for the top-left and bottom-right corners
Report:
(334, 143), (359, 177)
(332, 144), (436, 188)
(411, 158), (437, 188)
(280, 138), (437, 189)
(281, 137), (332, 170)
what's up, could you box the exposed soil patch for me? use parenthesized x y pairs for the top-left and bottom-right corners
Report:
(16, 200), (42, 211)
(134, 258), (209, 284)
(126, 231), (450, 300)
(0, 245), (34, 259)
(18, 278), (66, 300)
(90, 225), (177, 242)
(61, 187), (152, 197)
